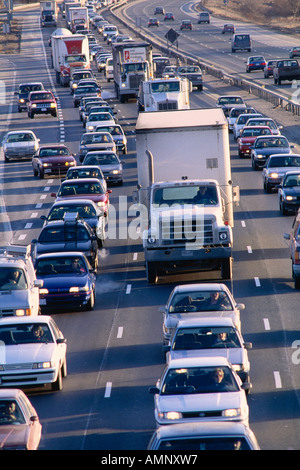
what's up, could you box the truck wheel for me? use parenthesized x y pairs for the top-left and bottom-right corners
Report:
(146, 262), (158, 284)
(221, 258), (232, 280)
(295, 275), (300, 289)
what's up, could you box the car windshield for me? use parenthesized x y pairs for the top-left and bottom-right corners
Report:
(36, 256), (87, 276)
(38, 226), (90, 242)
(0, 400), (26, 425)
(72, 73), (92, 81)
(48, 203), (97, 220)
(6, 133), (34, 142)
(0, 323), (53, 345)
(268, 156), (300, 167)
(84, 153), (119, 165)
(255, 137), (288, 148)
(172, 326), (241, 351)
(19, 84), (43, 93)
(0, 268), (28, 291)
(58, 181), (105, 196)
(237, 114), (260, 125)
(218, 97), (243, 105)
(169, 291), (233, 313)
(39, 147), (70, 157)
(151, 82), (180, 93)
(67, 168), (103, 180)
(161, 366), (239, 395)
(152, 185), (218, 206)
(241, 128), (271, 137)
(123, 62), (147, 73)
(30, 93), (53, 100)
(81, 133), (113, 144)
(156, 437), (251, 451)
(88, 113), (113, 121)
(283, 174), (300, 187)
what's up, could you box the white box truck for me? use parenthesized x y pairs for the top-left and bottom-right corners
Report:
(134, 108), (239, 283)
(51, 33), (90, 86)
(137, 76), (191, 112)
(112, 41), (153, 103)
(40, 0), (57, 27)
(70, 7), (88, 33)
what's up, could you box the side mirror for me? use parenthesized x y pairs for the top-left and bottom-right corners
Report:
(40, 215), (47, 220)
(236, 303), (245, 310)
(283, 233), (291, 240)
(162, 345), (170, 353)
(244, 342), (252, 350)
(57, 338), (67, 344)
(241, 382), (252, 392)
(148, 387), (160, 395)
(34, 280), (44, 288)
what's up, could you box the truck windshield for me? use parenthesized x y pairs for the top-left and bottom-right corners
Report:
(0, 268), (28, 290)
(123, 62), (146, 73)
(151, 82), (180, 93)
(65, 55), (86, 63)
(153, 185), (218, 206)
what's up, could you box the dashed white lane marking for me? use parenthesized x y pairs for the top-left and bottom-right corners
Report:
(126, 284), (131, 294)
(117, 327), (123, 339)
(104, 382), (112, 398)
(254, 277), (261, 287)
(247, 246), (252, 253)
(274, 371), (282, 389)
(133, 252), (138, 261)
(241, 220), (246, 227)
(263, 318), (271, 331)
(24, 223), (32, 229)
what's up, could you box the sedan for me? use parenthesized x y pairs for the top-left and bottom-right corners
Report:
(83, 151), (123, 185)
(160, 283), (245, 345)
(149, 357), (250, 426)
(42, 197), (106, 246)
(227, 106), (257, 133)
(65, 165), (106, 190)
(148, 18), (159, 27)
(262, 154), (300, 192)
(264, 59), (277, 78)
(0, 389), (42, 450)
(2, 130), (40, 163)
(246, 55), (266, 72)
(51, 178), (111, 216)
(85, 112), (115, 132)
(36, 252), (96, 311)
(83, 104), (115, 126)
(216, 95), (245, 117)
(164, 12), (175, 21)
(0, 315), (67, 391)
(32, 144), (76, 179)
(95, 124), (127, 154)
(222, 24), (235, 34)
(279, 171), (300, 214)
(73, 86), (99, 107)
(148, 421), (260, 450)
(244, 116), (283, 135)
(250, 135), (293, 170)
(238, 125), (272, 158)
(79, 97), (106, 121)
(163, 317), (252, 384)
(289, 46), (300, 58)
(233, 113), (263, 140)
(79, 131), (116, 162)
(180, 20), (192, 30)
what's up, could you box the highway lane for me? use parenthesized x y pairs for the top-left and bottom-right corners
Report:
(0, 2), (299, 450)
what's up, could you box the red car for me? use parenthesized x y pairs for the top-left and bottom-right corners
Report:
(222, 24), (235, 34)
(238, 126), (272, 158)
(52, 178), (111, 217)
(27, 90), (57, 118)
(32, 145), (76, 179)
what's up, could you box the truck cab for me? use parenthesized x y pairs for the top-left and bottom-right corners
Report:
(137, 77), (191, 112)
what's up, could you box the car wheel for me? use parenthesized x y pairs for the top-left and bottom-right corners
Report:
(4, 154), (9, 163)
(33, 167), (38, 177)
(86, 289), (95, 310)
(252, 158), (258, 171)
(62, 359), (67, 378)
(51, 366), (63, 391)
(280, 199), (287, 215)
(264, 180), (272, 193)
(39, 168), (44, 179)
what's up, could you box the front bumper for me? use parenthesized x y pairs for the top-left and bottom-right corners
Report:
(0, 368), (58, 388)
(40, 290), (92, 310)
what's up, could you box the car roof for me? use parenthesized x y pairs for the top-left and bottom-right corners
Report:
(269, 153), (300, 159)
(0, 315), (53, 325)
(171, 283), (230, 293)
(19, 82), (43, 86)
(168, 356), (230, 368)
(175, 317), (235, 328)
(86, 150), (117, 155)
(36, 252), (87, 260)
(7, 129), (35, 135)
(255, 135), (286, 139)
(0, 389), (27, 400)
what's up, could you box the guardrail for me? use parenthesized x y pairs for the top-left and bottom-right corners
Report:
(110, 1), (300, 116)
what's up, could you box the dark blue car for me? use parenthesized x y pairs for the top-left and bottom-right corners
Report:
(246, 56), (266, 73)
(35, 252), (96, 311)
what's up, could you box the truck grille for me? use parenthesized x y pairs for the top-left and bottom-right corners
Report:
(161, 217), (214, 245)
(129, 74), (144, 89)
(158, 101), (178, 111)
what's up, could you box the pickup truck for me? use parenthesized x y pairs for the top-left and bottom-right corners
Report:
(273, 59), (300, 85)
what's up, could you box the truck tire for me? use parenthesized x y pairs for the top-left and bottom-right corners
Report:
(295, 275), (300, 289)
(146, 262), (158, 284)
(221, 258), (232, 280)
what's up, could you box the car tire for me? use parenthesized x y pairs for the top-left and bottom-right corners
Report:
(39, 168), (44, 179)
(33, 167), (38, 177)
(252, 158), (258, 171)
(280, 199), (288, 215)
(51, 366), (63, 391)
(4, 154), (9, 163)
(86, 289), (95, 310)
(264, 180), (272, 193)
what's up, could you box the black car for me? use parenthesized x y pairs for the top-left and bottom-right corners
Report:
(15, 82), (44, 112)
(154, 6), (165, 14)
(31, 212), (99, 270)
(279, 171), (300, 214)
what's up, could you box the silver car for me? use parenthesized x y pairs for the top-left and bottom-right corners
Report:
(78, 132), (116, 163)
(83, 151), (123, 185)
(95, 124), (127, 154)
(262, 154), (300, 192)
(2, 130), (40, 162)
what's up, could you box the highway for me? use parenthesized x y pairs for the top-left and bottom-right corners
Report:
(0, 0), (300, 450)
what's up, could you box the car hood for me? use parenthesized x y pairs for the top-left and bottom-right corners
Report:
(38, 156), (74, 164)
(283, 186), (300, 195)
(56, 194), (106, 203)
(169, 348), (244, 365)
(4, 142), (36, 149)
(239, 136), (257, 144)
(82, 143), (115, 151)
(253, 147), (290, 156)
(0, 290), (30, 308)
(4, 343), (56, 363)
(100, 164), (122, 172)
(38, 274), (88, 288)
(265, 165), (300, 175)
(157, 391), (244, 413)
(0, 425), (30, 449)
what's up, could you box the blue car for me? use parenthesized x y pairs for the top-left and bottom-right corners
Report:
(246, 55), (266, 73)
(35, 252), (96, 311)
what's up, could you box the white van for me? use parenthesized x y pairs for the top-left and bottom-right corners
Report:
(105, 57), (114, 82)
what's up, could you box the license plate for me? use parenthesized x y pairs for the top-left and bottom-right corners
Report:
(44, 169), (51, 173)
(40, 299), (47, 305)
(41, 108), (47, 112)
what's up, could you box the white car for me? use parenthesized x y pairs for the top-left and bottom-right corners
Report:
(233, 113), (262, 140)
(164, 317), (252, 385)
(2, 130), (40, 162)
(0, 316), (67, 391)
(244, 116), (283, 135)
(227, 107), (257, 133)
(0, 245), (43, 318)
(148, 421), (260, 450)
(85, 112), (115, 132)
(149, 356), (250, 426)
(160, 283), (245, 344)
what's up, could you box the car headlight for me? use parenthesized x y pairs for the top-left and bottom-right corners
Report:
(87, 126), (94, 131)
(285, 195), (297, 201)
(158, 411), (182, 420)
(112, 170), (120, 174)
(222, 408), (240, 417)
(65, 161), (75, 166)
(147, 236), (156, 244)
(39, 288), (49, 295)
(50, 103), (56, 108)
(69, 286), (89, 293)
(269, 172), (279, 178)
(97, 201), (106, 207)
(256, 154), (264, 159)
(16, 308), (32, 316)
(31, 103), (37, 108)
(33, 361), (54, 369)
(19, 98), (25, 103)
(42, 163), (50, 167)
(73, 84), (78, 89)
